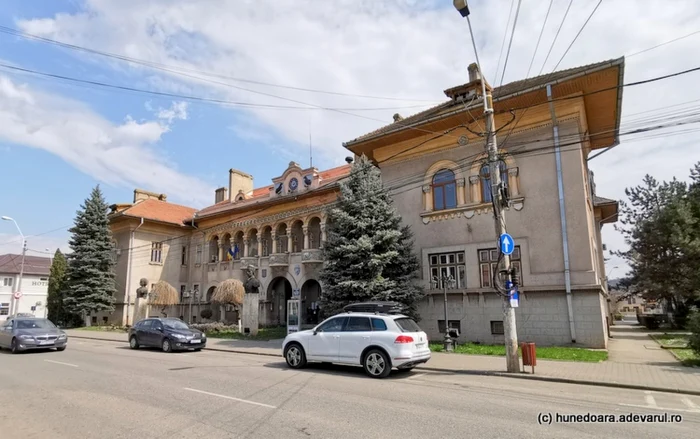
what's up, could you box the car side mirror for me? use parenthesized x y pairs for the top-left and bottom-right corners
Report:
(313, 329), (319, 335)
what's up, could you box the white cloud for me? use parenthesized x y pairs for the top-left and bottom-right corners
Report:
(10, 0), (700, 274)
(0, 75), (213, 207)
(155, 100), (188, 123)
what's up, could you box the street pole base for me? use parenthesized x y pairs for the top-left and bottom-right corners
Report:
(444, 336), (454, 352)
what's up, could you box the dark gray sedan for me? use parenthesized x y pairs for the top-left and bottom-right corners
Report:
(0, 316), (67, 354)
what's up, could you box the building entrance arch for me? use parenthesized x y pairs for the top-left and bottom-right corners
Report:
(301, 279), (322, 325)
(268, 277), (293, 325)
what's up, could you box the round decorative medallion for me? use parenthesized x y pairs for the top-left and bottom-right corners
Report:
(289, 177), (299, 191)
(458, 135), (469, 146)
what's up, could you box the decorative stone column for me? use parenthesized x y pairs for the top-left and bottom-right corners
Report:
(243, 238), (250, 258)
(302, 225), (309, 250)
(217, 243), (224, 263)
(271, 231), (278, 253)
(257, 239), (263, 258)
(287, 229), (293, 253)
(469, 175), (481, 204)
(320, 223), (327, 247)
(456, 178), (466, 205)
(422, 184), (432, 211)
(508, 167), (520, 197)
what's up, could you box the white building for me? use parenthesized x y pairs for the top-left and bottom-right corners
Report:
(0, 254), (51, 320)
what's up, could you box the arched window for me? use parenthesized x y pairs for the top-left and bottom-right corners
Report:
(432, 169), (457, 210)
(480, 161), (508, 203)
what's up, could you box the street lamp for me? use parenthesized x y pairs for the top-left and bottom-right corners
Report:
(2, 216), (26, 316)
(433, 274), (458, 352)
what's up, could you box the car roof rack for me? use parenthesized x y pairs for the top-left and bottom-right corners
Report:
(343, 301), (405, 315)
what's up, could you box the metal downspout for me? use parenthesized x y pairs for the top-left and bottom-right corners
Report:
(124, 217), (144, 326)
(546, 84), (576, 343)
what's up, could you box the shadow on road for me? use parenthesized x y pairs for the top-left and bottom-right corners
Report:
(263, 360), (422, 380)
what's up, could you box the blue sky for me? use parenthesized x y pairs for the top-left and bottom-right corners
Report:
(1, 0), (700, 278)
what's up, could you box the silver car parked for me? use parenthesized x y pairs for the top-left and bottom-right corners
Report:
(0, 316), (67, 354)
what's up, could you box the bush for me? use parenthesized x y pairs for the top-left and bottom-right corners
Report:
(200, 309), (213, 320)
(688, 310), (700, 356)
(614, 313), (623, 321)
(190, 322), (238, 333)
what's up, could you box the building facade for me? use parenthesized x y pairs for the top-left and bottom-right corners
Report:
(343, 58), (624, 348)
(106, 162), (349, 327)
(0, 254), (51, 321)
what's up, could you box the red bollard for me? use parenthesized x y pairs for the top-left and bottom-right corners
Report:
(520, 342), (536, 374)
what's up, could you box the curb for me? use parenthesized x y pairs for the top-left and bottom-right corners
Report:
(69, 334), (700, 396)
(417, 366), (700, 396)
(68, 334), (281, 358)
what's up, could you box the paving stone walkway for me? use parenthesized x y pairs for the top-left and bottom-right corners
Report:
(65, 323), (700, 395)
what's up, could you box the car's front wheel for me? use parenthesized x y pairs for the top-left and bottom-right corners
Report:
(129, 336), (139, 349)
(161, 338), (173, 353)
(10, 338), (20, 354)
(363, 349), (391, 378)
(284, 343), (307, 369)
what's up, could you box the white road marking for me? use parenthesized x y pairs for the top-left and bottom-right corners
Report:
(183, 387), (276, 409)
(618, 403), (700, 414)
(406, 373), (428, 381)
(644, 391), (658, 408)
(681, 397), (699, 410)
(44, 360), (79, 368)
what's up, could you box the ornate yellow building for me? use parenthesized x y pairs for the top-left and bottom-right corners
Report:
(106, 161), (350, 327)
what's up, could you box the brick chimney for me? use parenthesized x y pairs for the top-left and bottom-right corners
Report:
(214, 187), (227, 204)
(229, 169), (254, 202)
(133, 189), (167, 203)
(468, 63), (480, 83)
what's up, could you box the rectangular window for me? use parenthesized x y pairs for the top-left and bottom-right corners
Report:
(3, 277), (13, 287)
(437, 320), (461, 334)
(181, 246), (188, 266)
(490, 320), (504, 335)
(428, 251), (466, 290)
(478, 246), (522, 288)
(151, 242), (163, 263)
(0, 303), (9, 316)
(371, 318), (388, 331)
(180, 285), (186, 302)
(394, 318), (421, 333)
(193, 284), (200, 296)
(195, 245), (202, 265)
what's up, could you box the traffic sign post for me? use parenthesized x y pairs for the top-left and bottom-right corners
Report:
(499, 233), (515, 256)
(510, 288), (519, 308)
(13, 291), (22, 300)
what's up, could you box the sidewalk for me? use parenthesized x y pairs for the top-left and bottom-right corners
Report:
(65, 327), (700, 396)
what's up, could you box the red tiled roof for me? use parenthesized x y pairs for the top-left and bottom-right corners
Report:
(116, 199), (197, 226)
(0, 254), (52, 276)
(196, 164), (351, 217)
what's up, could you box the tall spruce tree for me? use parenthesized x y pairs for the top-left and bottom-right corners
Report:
(64, 186), (116, 322)
(319, 155), (424, 319)
(47, 249), (68, 324)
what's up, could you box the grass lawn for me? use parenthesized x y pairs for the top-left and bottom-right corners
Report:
(205, 326), (287, 341)
(649, 333), (700, 367)
(429, 342), (607, 362)
(76, 326), (128, 332)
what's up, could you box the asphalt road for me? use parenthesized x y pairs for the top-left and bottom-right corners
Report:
(1, 339), (698, 439)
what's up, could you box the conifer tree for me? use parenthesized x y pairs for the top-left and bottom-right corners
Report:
(64, 186), (116, 323)
(47, 249), (68, 324)
(319, 155), (424, 319)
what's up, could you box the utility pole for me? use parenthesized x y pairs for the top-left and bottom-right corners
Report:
(15, 239), (27, 315)
(454, 0), (519, 372)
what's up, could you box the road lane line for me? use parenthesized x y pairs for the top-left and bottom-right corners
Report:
(44, 360), (79, 368)
(681, 397), (700, 411)
(644, 391), (658, 408)
(618, 403), (699, 414)
(183, 387), (276, 409)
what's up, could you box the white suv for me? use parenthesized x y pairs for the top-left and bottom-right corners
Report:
(282, 306), (431, 378)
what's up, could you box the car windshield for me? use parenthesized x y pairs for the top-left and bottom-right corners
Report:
(163, 319), (190, 330)
(394, 318), (422, 333)
(16, 319), (56, 329)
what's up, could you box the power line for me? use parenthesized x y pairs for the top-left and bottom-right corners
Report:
(0, 63), (432, 112)
(627, 28), (700, 58)
(0, 225), (71, 247)
(550, 0), (603, 73)
(537, 0), (574, 76)
(0, 25), (439, 104)
(526, 0), (554, 79)
(493, 0), (517, 87)
(499, 0), (523, 87)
